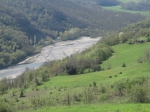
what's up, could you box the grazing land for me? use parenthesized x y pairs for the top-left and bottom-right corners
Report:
(33, 104), (150, 112)
(1, 40), (150, 112)
(1, 0), (150, 112)
(101, 0), (150, 16)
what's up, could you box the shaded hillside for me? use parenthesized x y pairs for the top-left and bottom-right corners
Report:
(0, 6), (40, 68)
(0, 0), (145, 36)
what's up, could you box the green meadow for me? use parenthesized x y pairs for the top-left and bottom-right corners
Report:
(37, 42), (150, 88)
(35, 104), (150, 112)
(1, 28), (150, 112)
(27, 42), (150, 112)
(101, 0), (150, 16)
(102, 6), (150, 16)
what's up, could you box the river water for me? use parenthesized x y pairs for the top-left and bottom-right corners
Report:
(0, 37), (100, 79)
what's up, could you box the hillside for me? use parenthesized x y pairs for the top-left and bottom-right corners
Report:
(0, 0), (146, 69)
(0, 18), (150, 112)
(72, 0), (150, 16)
(0, 5), (43, 68)
(100, 0), (150, 16)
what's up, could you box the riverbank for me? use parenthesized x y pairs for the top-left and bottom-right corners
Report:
(0, 37), (101, 79)
(19, 37), (101, 64)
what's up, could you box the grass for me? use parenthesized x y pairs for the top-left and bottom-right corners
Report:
(102, 5), (150, 17)
(38, 42), (150, 88)
(33, 103), (150, 112)
(102, 42), (150, 68)
(118, 0), (139, 3)
(30, 42), (150, 112)
(100, 0), (149, 16)
(3, 42), (150, 112)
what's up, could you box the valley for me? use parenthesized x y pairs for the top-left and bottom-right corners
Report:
(0, 0), (150, 112)
(0, 37), (100, 79)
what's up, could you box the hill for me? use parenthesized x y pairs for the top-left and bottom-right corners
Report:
(99, 0), (150, 16)
(0, 5), (43, 68)
(0, 0), (145, 68)
(0, 18), (150, 112)
(72, 0), (150, 16)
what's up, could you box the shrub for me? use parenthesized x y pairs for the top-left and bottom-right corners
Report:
(0, 101), (12, 112)
(109, 76), (112, 78)
(122, 63), (126, 67)
(73, 93), (82, 102)
(137, 56), (144, 63)
(93, 81), (97, 87)
(114, 81), (126, 96)
(129, 85), (150, 103)
(99, 93), (109, 102)
(114, 75), (117, 77)
(147, 37), (150, 42)
(92, 65), (101, 72)
(100, 85), (106, 93)
(119, 72), (122, 74)
(19, 90), (24, 98)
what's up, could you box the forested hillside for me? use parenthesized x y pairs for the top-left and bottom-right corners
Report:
(0, 0), (145, 68)
(0, 0), (145, 34)
(0, 5), (42, 68)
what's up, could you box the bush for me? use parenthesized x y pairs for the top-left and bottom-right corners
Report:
(129, 85), (150, 103)
(93, 81), (97, 87)
(19, 90), (24, 98)
(92, 65), (101, 72)
(99, 93), (109, 102)
(100, 85), (106, 93)
(122, 63), (126, 67)
(119, 72), (122, 74)
(114, 81), (126, 96)
(109, 76), (112, 78)
(114, 75), (117, 77)
(0, 101), (12, 112)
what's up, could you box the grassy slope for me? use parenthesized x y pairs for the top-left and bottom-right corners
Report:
(35, 104), (150, 112)
(39, 42), (150, 88)
(102, 6), (150, 16)
(102, 0), (150, 16)
(30, 42), (150, 112)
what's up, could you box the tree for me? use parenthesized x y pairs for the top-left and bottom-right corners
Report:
(34, 35), (37, 45)
(64, 58), (77, 75)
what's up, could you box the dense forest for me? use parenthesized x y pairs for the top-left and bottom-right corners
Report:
(0, 5), (42, 68)
(0, 0), (146, 68)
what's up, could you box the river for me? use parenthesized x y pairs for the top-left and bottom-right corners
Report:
(0, 37), (100, 79)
